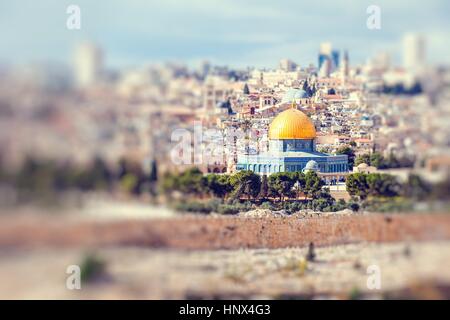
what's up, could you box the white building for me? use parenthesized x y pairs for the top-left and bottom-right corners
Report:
(73, 42), (103, 88)
(403, 33), (425, 71)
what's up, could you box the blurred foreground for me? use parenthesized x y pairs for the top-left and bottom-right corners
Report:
(1, 241), (449, 299)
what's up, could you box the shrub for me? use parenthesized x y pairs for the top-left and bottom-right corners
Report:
(282, 201), (304, 214)
(348, 202), (360, 212)
(217, 204), (240, 215)
(80, 253), (106, 283)
(173, 200), (215, 214)
(260, 201), (277, 211)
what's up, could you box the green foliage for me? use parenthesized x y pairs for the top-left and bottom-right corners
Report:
(258, 175), (269, 199)
(159, 167), (206, 196)
(13, 157), (114, 196)
(304, 171), (324, 199)
(178, 167), (206, 195)
(346, 173), (369, 200)
(354, 152), (414, 169)
(205, 174), (232, 198)
(120, 173), (138, 194)
(361, 197), (414, 212)
(268, 172), (296, 201)
(402, 174), (432, 200)
(348, 202), (360, 212)
(366, 173), (400, 197)
(336, 146), (355, 168)
(243, 83), (250, 95)
(173, 200), (216, 214)
(173, 198), (253, 215)
(260, 201), (277, 211)
(229, 170), (261, 200)
(354, 154), (371, 167)
(282, 201), (304, 213)
(217, 201), (252, 215)
(80, 253), (106, 283)
(431, 177), (450, 200)
(149, 160), (158, 183)
(159, 171), (179, 195)
(346, 173), (400, 199)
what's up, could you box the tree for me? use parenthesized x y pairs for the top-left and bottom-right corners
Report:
(304, 171), (324, 199)
(366, 173), (400, 197)
(268, 172), (296, 201)
(354, 154), (371, 167)
(205, 174), (232, 198)
(347, 173), (401, 199)
(346, 173), (369, 200)
(259, 175), (269, 199)
(159, 171), (179, 196)
(403, 174), (431, 200)
(120, 173), (139, 194)
(243, 83), (250, 95)
(336, 146), (355, 169)
(369, 152), (384, 169)
(229, 170), (261, 200)
(159, 167), (205, 197)
(311, 188), (335, 211)
(149, 159), (158, 183)
(292, 172), (306, 199)
(431, 176), (450, 200)
(178, 167), (206, 196)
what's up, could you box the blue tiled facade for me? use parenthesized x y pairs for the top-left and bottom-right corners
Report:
(236, 138), (348, 174)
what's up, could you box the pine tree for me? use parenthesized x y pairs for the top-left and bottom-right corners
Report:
(243, 83), (250, 95)
(259, 175), (268, 199)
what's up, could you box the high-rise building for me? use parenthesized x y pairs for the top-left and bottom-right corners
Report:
(279, 59), (297, 72)
(403, 33), (425, 70)
(341, 50), (349, 82)
(73, 42), (103, 87)
(331, 50), (340, 69)
(318, 42), (332, 70)
(319, 58), (331, 78)
(318, 42), (339, 73)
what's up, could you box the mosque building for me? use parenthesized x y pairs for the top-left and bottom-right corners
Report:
(236, 105), (349, 183)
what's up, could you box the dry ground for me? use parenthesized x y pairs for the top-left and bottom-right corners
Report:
(0, 241), (449, 299)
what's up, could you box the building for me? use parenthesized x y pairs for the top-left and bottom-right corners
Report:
(73, 42), (103, 88)
(318, 42), (340, 76)
(236, 106), (349, 177)
(279, 59), (297, 72)
(403, 33), (425, 70)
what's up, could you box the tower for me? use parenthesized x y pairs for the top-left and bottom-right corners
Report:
(341, 50), (349, 82)
(73, 42), (103, 88)
(403, 33), (425, 71)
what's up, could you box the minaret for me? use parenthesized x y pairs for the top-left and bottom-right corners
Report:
(341, 50), (349, 84)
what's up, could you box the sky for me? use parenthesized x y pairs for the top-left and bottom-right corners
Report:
(0, 0), (449, 69)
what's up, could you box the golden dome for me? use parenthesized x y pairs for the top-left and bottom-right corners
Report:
(268, 108), (316, 140)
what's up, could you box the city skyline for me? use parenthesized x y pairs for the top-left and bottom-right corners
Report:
(1, 0), (450, 69)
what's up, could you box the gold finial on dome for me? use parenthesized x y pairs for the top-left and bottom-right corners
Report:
(291, 100), (297, 109)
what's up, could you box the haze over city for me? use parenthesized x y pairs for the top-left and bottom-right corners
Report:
(1, 0), (450, 68)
